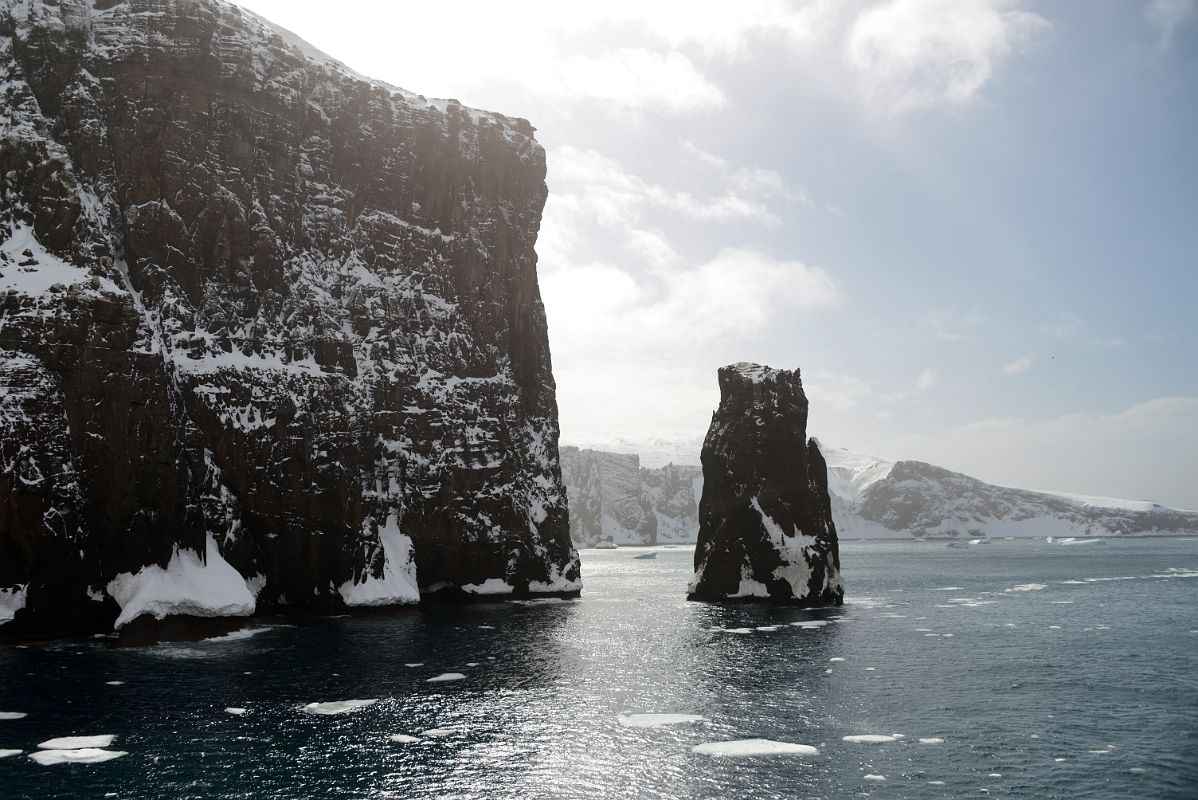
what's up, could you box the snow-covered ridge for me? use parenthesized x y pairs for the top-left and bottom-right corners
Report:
(562, 437), (1198, 541)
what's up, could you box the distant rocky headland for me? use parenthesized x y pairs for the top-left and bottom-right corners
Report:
(687, 363), (844, 605)
(562, 439), (1198, 546)
(0, 0), (578, 640)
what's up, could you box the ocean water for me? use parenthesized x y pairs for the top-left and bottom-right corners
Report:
(1, 538), (1196, 799)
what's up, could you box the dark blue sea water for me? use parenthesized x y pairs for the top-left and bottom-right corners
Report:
(1, 538), (1196, 799)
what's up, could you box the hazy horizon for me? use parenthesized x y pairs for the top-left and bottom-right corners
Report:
(234, 0), (1198, 509)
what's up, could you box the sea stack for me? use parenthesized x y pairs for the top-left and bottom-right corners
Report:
(0, 0), (578, 639)
(688, 363), (844, 604)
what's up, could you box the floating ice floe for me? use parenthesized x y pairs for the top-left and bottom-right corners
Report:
(919, 737), (945, 744)
(38, 735), (115, 749)
(988, 772), (1002, 778)
(618, 713), (705, 728)
(404, 663), (424, 668)
(843, 734), (900, 743)
(420, 728), (453, 737)
(389, 734), (421, 743)
(0, 749), (22, 758)
(478, 625), (495, 630)
(224, 707), (247, 716)
(829, 657), (846, 662)
(465, 662), (479, 667)
(301, 699), (377, 715)
(755, 626), (780, 632)
(106, 681), (125, 686)
(1006, 584), (1046, 592)
(864, 774), (886, 781)
(0, 712), (27, 720)
(928, 780), (946, 785)
(691, 739), (818, 757)
(864, 667), (876, 671)
(29, 748), (127, 765)
(719, 628), (753, 635)
(426, 673), (466, 683)
(204, 627), (274, 643)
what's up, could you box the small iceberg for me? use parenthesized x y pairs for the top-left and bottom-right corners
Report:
(843, 734), (900, 743)
(864, 774), (886, 781)
(426, 673), (467, 683)
(224, 707), (247, 716)
(919, 737), (945, 744)
(38, 735), (115, 750)
(29, 748), (127, 766)
(692, 739), (819, 757)
(0, 711), (27, 720)
(420, 728), (453, 737)
(617, 713), (705, 728)
(0, 749), (22, 759)
(389, 734), (421, 743)
(633, 552), (657, 560)
(301, 699), (377, 715)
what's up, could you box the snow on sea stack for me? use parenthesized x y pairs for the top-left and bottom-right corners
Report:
(0, 0), (579, 639)
(688, 364), (844, 605)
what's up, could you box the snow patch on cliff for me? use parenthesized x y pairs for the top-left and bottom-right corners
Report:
(0, 584), (28, 625)
(106, 535), (256, 628)
(0, 224), (121, 297)
(751, 496), (815, 599)
(338, 514), (419, 606)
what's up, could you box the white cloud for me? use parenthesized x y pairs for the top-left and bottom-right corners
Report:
(898, 397), (1198, 510)
(1144, 0), (1198, 53)
(847, 0), (1049, 114)
(920, 308), (985, 341)
(1002, 355), (1032, 375)
(806, 371), (873, 412)
(541, 248), (840, 357)
(556, 48), (725, 114)
(1039, 314), (1083, 339)
(916, 368), (937, 389)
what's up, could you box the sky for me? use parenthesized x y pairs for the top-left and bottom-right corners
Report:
(234, 0), (1198, 509)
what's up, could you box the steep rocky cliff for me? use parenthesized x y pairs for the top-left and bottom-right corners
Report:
(559, 446), (700, 546)
(0, 0), (579, 639)
(688, 363), (842, 604)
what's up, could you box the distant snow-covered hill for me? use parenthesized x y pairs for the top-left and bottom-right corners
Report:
(561, 438), (1198, 544)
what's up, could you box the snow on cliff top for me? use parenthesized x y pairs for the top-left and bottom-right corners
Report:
(724, 362), (788, 383)
(1, 0), (526, 131)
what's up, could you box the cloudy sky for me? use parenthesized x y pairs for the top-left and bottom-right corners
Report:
(236, 0), (1198, 508)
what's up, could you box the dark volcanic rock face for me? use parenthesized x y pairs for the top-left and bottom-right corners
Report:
(0, 0), (579, 638)
(688, 363), (843, 605)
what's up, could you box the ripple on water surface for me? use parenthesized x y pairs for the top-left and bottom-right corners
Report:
(0, 539), (1196, 798)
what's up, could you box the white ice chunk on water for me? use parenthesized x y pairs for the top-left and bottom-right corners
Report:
(420, 728), (453, 737)
(0, 712), (27, 720)
(426, 673), (466, 683)
(301, 699), (377, 715)
(829, 657), (846, 662)
(843, 734), (900, 743)
(864, 774), (886, 781)
(756, 626), (780, 631)
(106, 681), (124, 686)
(204, 627), (273, 642)
(0, 749), (22, 758)
(224, 708), (247, 716)
(919, 737), (945, 744)
(1006, 584), (1046, 592)
(692, 739), (819, 757)
(29, 748), (127, 765)
(404, 663), (424, 668)
(720, 628), (753, 634)
(617, 713), (705, 728)
(389, 734), (421, 743)
(38, 735), (115, 749)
